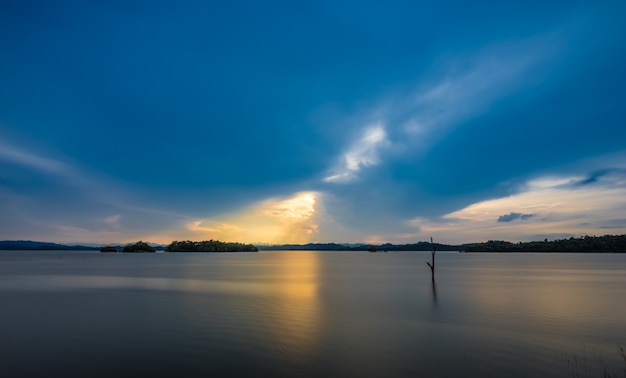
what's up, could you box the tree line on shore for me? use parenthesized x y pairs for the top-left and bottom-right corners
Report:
(463, 234), (626, 252)
(6, 234), (624, 253)
(165, 240), (258, 252)
(100, 240), (258, 253)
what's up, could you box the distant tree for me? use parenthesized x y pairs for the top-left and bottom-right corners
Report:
(166, 240), (258, 252)
(464, 235), (626, 252)
(122, 241), (155, 253)
(99, 246), (117, 252)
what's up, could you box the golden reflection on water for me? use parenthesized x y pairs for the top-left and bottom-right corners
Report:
(263, 252), (321, 360)
(463, 265), (625, 353)
(172, 252), (322, 367)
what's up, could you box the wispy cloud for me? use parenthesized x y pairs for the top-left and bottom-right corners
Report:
(0, 138), (188, 243)
(0, 139), (72, 176)
(0, 138), (121, 198)
(103, 214), (122, 227)
(322, 37), (556, 185)
(405, 43), (547, 138)
(324, 124), (390, 183)
(185, 220), (242, 234)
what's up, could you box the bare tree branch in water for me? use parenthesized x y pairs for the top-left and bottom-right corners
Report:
(426, 237), (436, 282)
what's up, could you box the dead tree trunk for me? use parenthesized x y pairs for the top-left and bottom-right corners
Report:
(426, 237), (436, 282)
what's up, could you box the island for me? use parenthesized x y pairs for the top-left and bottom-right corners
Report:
(165, 240), (258, 252)
(121, 241), (156, 253)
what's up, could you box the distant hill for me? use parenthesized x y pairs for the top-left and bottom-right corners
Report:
(0, 240), (98, 250)
(464, 234), (626, 252)
(0, 240), (169, 251)
(258, 243), (355, 250)
(6, 236), (622, 252)
(99, 244), (167, 251)
(258, 241), (471, 251)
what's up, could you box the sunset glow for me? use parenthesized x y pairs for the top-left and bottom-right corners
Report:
(182, 192), (320, 244)
(1, 2), (625, 244)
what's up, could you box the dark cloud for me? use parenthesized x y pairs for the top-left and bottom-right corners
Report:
(560, 168), (626, 189)
(1, 1), (626, 243)
(600, 219), (626, 229)
(497, 213), (535, 223)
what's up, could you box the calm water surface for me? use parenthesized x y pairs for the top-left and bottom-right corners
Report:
(0, 251), (624, 377)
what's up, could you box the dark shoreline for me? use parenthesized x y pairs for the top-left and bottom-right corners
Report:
(2, 234), (625, 253)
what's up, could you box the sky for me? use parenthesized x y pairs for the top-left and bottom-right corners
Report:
(1, 1), (626, 245)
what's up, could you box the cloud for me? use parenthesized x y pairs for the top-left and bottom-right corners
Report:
(0, 138), (127, 203)
(497, 212), (535, 223)
(400, 40), (558, 162)
(599, 219), (626, 229)
(0, 138), (195, 243)
(185, 220), (242, 234)
(416, 169), (626, 243)
(0, 139), (72, 176)
(557, 168), (626, 189)
(406, 47), (543, 137)
(324, 124), (390, 183)
(103, 214), (121, 227)
(180, 191), (321, 244)
(321, 36), (556, 189)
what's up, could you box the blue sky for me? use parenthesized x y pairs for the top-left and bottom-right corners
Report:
(1, 1), (626, 244)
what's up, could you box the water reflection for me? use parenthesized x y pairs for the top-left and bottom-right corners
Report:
(2, 251), (624, 377)
(0, 274), (272, 294)
(262, 252), (321, 362)
(175, 252), (323, 372)
(460, 256), (626, 360)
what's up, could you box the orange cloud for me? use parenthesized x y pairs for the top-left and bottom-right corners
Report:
(182, 192), (320, 244)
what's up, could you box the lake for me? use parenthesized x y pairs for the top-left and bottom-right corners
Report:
(0, 250), (624, 377)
